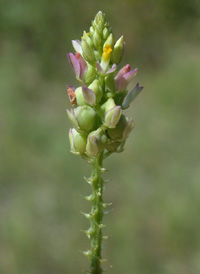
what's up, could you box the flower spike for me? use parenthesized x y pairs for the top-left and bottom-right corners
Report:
(66, 11), (143, 273)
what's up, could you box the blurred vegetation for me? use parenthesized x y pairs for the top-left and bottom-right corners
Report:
(0, 0), (200, 273)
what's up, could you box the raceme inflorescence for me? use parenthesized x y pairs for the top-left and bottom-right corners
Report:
(66, 11), (143, 274)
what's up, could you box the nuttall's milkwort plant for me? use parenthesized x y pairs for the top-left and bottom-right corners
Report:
(66, 11), (143, 274)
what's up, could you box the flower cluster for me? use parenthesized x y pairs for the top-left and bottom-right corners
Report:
(67, 11), (143, 158)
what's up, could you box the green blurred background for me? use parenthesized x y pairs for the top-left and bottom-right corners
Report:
(1, 0), (200, 273)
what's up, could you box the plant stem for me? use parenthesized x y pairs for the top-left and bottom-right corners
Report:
(88, 152), (104, 274)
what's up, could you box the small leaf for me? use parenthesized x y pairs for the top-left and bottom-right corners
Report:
(80, 250), (92, 257)
(100, 167), (108, 172)
(81, 194), (94, 201)
(84, 176), (93, 185)
(99, 223), (106, 228)
(102, 235), (109, 240)
(80, 211), (91, 219)
(103, 203), (112, 208)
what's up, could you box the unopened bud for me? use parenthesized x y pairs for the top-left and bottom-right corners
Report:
(84, 64), (96, 84)
(75, 106), (97, 132)
(67, 109), (79, 130)
(69, 128), (87, 154)
(88, 79), (103, 104)
(111, 36), (124, 64)
(100, 98), (116, 117)
(72, 40), (82, 54)
(82, 31), (93, 47)
(86, 128), (107, 157)
(75, 87), (85, 106)
(82, 86), (96, 106)
(93, 30), (102, 50)
(103, 27), (109, 40)
(75, 86), (96, 107)
(107, 114), (134, 141)
(81, 39), (95, 64)
(104, 106), (121, 128)
(94, 11), (105, 29)
(103, 33), (114, 50)
(89, 26), (94, 37)
(86, 136), (98, 157)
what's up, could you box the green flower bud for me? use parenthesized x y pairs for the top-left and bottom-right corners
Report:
(103, 27), (109, 40)
(74, 105), (97, 132)
(82, 86), (96, 106)
(86, 135), (98, 157)
(75, 86), (96, 107)
(93, 30), (102, 50)
(67, 109), (79, 130)
(84, 64), (96, 84)
(75, 87), (85, 106)
(72, 40), (82, 54)
(88, 79), (103, 104)
(111, 36), (124, 64)
(104, 106), (121, 128)
(103, 33), (114, 49)
(81, 39), (95, 64)
(82, 31), (93, 47)
(94, 11), (105, 30)
(69, 128), (87, 154)
(100, 98), (116, 117)
(95, 25), (103, 35)
(107, 114), (134, 141)
(89, 26), (94, 37)
(86, 128), (107, 157)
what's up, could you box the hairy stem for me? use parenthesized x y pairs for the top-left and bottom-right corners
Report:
(87, 152), (104, 274)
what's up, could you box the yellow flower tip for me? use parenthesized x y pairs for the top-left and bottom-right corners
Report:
(81, 32), (89, 39)
(103, 44), (112, 53)
(102, 44), (112, 62)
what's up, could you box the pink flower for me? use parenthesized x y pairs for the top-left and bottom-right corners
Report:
(114, 64), (138, 92)
(67, 52), (87, 80)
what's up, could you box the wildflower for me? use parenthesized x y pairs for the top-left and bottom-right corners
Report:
(67, 52), (87, 81)
(66, 11), (143, 273)
(115, 65), (138, 92)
